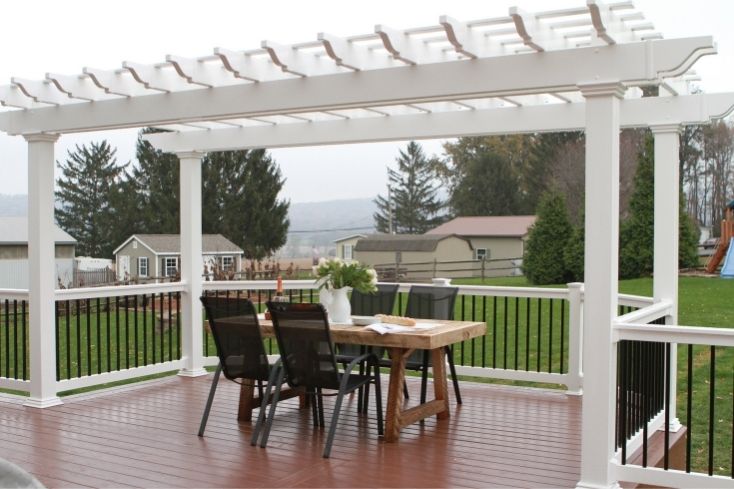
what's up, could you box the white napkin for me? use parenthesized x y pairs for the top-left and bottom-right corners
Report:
(365, 322), (440, 335)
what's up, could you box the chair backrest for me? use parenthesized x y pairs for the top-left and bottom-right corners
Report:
(200, 295), (270, 381)
(350, 283), (399, 316)
(404, 285), (459, 321)
(266, 301), (340, 390)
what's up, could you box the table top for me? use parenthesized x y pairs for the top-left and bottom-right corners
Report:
(256, 317), (485, 350)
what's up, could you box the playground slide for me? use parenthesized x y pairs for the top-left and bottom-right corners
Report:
(720, 238), (734, 278)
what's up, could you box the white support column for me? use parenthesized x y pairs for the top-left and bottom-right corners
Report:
(24, 133), (62, 408)
(651, 124), (682, 431)
(576, 81), (626, 489)
(177, 151), (207, 377)
(566, 282), (584, 395)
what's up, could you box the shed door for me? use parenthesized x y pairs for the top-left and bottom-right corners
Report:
(118, 255), (130, 280)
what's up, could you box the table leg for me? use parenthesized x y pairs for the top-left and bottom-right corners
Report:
(238, 381), (255, 421)
(431, 347), (450, 420)
(384, 347), (408, 442)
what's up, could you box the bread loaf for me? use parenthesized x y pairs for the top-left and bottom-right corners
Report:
(375, 314), (417, 326)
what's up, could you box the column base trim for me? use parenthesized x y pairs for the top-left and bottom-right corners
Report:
(178, 368), (209, 378)
(565, 388), (584, 396)
(576, 482), (620, 489)
(666, 417), (683, 433)
(24, 396), (63, 409)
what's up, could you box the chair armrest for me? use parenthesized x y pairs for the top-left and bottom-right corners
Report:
(343, 352), (378, 376)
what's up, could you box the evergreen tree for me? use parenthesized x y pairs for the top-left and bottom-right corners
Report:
(374, 142), (445, 233)
(619, 131), (701, 278)
(55, 141), (127, 257)
(202, 149), (289, 260)
(522, 191), (573, 285)
(563, 213), (585, 282)
(130, 128), (180, 233)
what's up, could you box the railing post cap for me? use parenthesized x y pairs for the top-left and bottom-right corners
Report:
(432, 278), (452, 286)
(567, 282), (584, 290)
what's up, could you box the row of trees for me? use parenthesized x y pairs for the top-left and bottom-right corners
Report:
(55, 129), (290, 260)
(523, 131), (700, 285)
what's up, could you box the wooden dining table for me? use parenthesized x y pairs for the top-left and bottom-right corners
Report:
(236, 317), (485, 442)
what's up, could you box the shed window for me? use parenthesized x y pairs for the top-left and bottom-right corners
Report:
(138, 257), (149, 277)
(475, 248), (489, 260)
(221, 256), (234, 271)
(343, 244), (353, 261)
(164, 257), (178, 277)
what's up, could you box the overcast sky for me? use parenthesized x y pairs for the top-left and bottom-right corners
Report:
(0, 0), (732, 203)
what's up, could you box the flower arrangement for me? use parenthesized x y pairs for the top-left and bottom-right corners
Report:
(313, 258), (378, 294)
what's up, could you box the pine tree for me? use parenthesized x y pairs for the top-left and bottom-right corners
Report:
(130, 128), (180, 233)
(55, 141), (127, 257)
(522, 191), (573, 285)
(374, 141), (445, 233)
(202, 149), (289, 261)
(563, 212), (585, 282)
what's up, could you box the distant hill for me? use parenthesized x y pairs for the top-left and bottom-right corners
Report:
(0, 194), (27, 216)
(282, 198), (376, 258)
(0, 194), (374, 258)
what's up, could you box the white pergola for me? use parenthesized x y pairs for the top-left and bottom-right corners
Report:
(2, 2), (733, 488)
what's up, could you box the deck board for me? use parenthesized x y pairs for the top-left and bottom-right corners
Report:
(0, 375), (582, 488)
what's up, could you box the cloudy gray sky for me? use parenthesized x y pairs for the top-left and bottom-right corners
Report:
(0, 0), (732, 203)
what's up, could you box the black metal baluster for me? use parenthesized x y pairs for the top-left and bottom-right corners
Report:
(143, 295), (148, 365)
(470, 295), (476, 367)
(54, 301), (59, 380)
(460, 295), (465, 365)
(65, 301), (70, 380)
(168, 292), (173, 362)
(503, 296), (508, 369)
(151, 294), (156, 364)
(548, 299), (554, 374)
(513, 297), (519, 370)
(536, 298), (542, 372)
(525, 297), (530, 371)
(134, 295), (139, 368)
(560, 300), (566, 374)
(664, 342), (671, 470)
(125, 296), (130, 369)
(176, 292), (181, 359)
(620, 341), (628, 464)
(86, 298), (91, 376)
(492, 296), (497, 369)
(4, 299), (9, 377)
(686, 344), (692, 473)
(106, 297), (111, 373)
(708, 345), (716, 476)
(115, 297), (120, 372)
(14, 301), (19, 379)
(642, 342), (648, 467)
(76, 299), (81, 377)
(22, 301), (27, 381)
(96, 298), (101, 374)
(481, 296), (487, 369)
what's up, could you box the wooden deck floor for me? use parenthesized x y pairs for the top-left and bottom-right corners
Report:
(0, 375), (582, 488)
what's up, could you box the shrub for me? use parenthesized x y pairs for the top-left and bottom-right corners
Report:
(523, 191), (573, 285)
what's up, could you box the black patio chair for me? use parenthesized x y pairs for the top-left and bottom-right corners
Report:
(198, 295), (282, 437)
(396, 285), (462, 404)
(335, 283), (399, 412)
(254, 301), (383, 458)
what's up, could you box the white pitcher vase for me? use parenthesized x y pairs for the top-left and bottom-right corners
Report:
(319, 287), (352, 324)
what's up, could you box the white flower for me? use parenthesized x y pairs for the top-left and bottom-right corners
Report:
(318, 257), (328, 266)
(311, 266), (319, 276)
(367, 268), (377, 279)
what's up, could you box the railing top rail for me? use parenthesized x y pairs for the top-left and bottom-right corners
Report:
(203, 280), (317, 291)
(617, 292), (655, 308)
(55, 281), (186, 301)
(445, 283), (569, 300)
(0, 289), (30, 301)
(614, 323), (734, 347)
(616, 300), (673, 324)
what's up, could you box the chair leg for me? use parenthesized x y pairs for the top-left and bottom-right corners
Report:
(309, 388), (319, 427)
(257, 379), (264, 401)
(403, 380), (410, 399)
(323, 387), (347, 458)
(420, 350), (429, 404)
(373, 362), (384, 436)
(259, 367), (285, 448)
(252, 363), (281, 446)
(198, 363), (222, 437)
(317, 387), (325, 427)
(362, 378), (370, 414)
(445, 345), (462, 404)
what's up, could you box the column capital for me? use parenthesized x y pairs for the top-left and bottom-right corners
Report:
(577, 81), (626, 99)
(650, 123), (682, 135)
(23, 133), (59, 143)
(175, 150), (205, 160)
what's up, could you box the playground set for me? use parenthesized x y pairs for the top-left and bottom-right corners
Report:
(705, 203), (734, 277)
